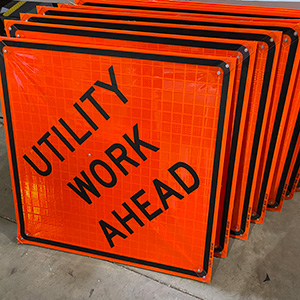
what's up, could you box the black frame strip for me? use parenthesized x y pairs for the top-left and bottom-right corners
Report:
(0, 39), (231, 278)
(269, 110), (300, 207)
(286, 146), (300, 196)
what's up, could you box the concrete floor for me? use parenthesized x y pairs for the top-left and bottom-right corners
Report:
(1, 1), (300, 299)
(0, 106), (300, 300)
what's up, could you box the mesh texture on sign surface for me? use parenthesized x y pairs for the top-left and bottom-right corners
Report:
(56, 0), (300, 232)
(19, 7), (281, 247)
(4, 17), (259, 258)
(0, 38), (236, 282)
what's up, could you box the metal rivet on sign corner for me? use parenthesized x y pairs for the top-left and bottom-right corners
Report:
(261, 45), (265, 49)
(203, 276), (206, 279)
(88, 153), (91, 157)
(8, 27), (11, 31)
(240, 234), (243, 236)
(237, 55), (240, 59)
(294, 31), (298, 36)
(20, 237), (23, 240)
(25, 19), (28, 22)
(217, 71), (221, 75)
(3, 49), (7, 53)
(270, 38), (274, 42)
(16, 34), (20, 38)
(26, 233), (28, 236)
(244, 48), (248, 53)
(225, 64), (229, 69)
(197, 269), (201, 272)
(256, 218), (259, 221)
(284, 38), (288, 43)
(275, 206), (278, 209)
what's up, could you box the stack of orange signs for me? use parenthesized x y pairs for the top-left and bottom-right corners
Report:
(6, 16), (279, 259)
(34, 1), (300, 231)
(63, 0), (300, 222)
(17, 7), (282, 257)
(23, 3), (299, 240)
(0, 0), (299, 283)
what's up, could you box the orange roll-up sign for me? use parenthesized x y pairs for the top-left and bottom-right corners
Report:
(19, 6), (282, 252)
(0, 37), (236, 282)
(4, 17), (260, 258)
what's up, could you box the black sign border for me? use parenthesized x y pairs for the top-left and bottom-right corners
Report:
(0, 39), (231, 279)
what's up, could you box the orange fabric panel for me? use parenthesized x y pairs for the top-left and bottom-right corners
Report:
(0, 37), (236, 282)
(4, 17), (262, 257)
(62, 0), (300, 231)
(30, 4), (288, 241)
(19, 6), (282, 246)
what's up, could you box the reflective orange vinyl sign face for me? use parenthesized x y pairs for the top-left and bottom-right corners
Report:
(18, 10), (282, 253)
(60, 0), (300, 232)
(4, 18), (261, 258)
(0, 38), (236, 282)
